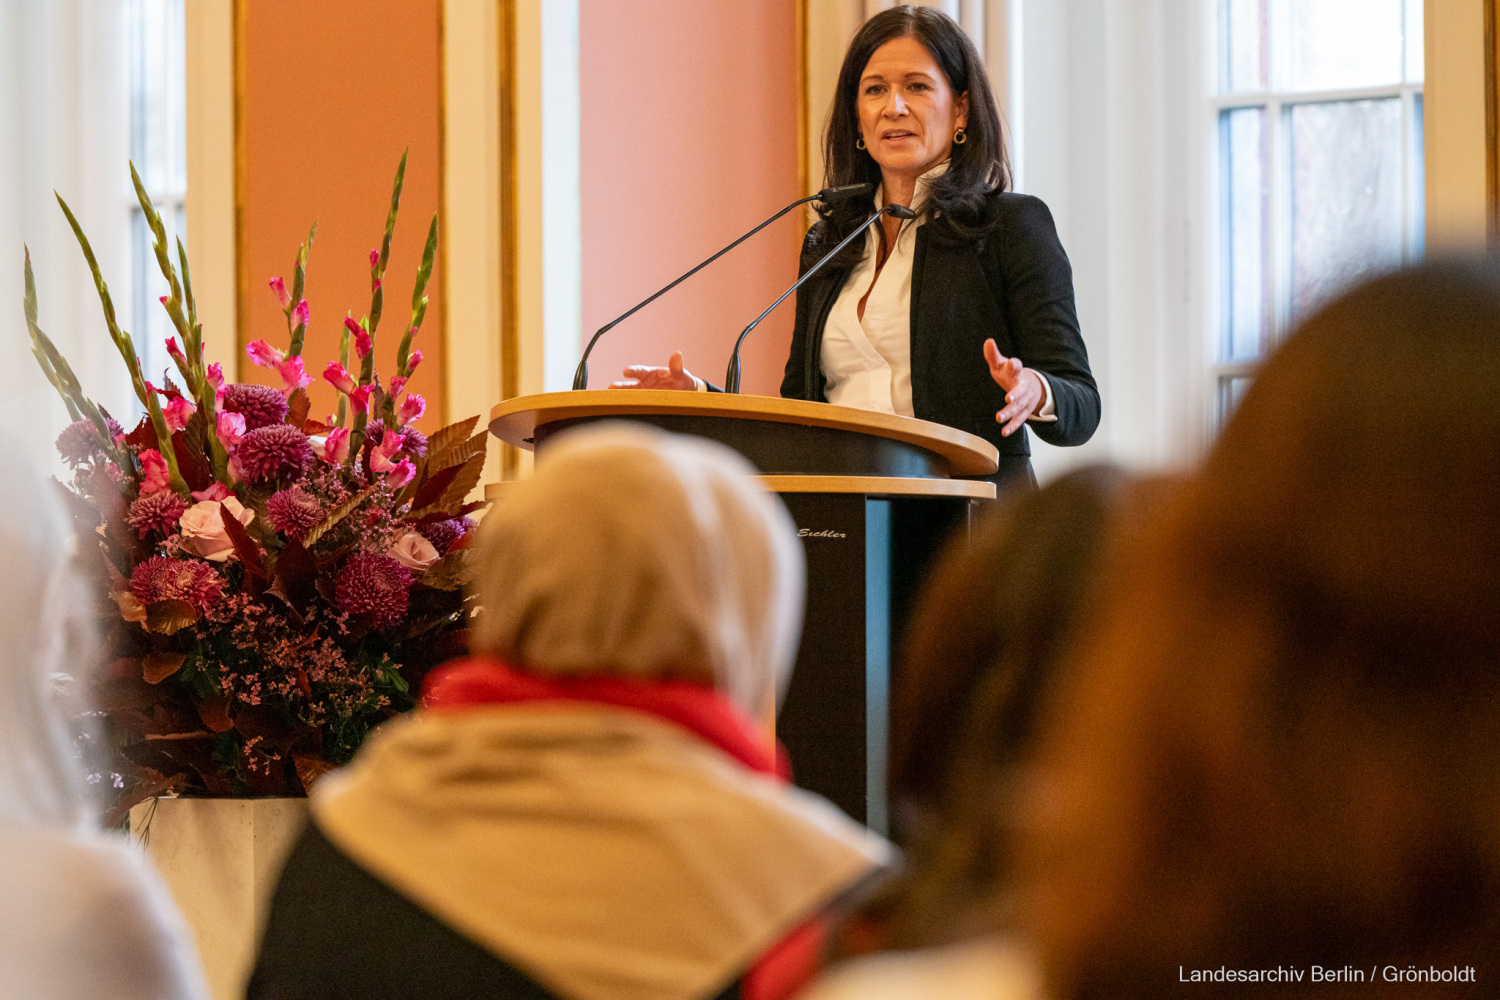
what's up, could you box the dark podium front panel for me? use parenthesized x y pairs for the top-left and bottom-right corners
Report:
(776, 493), (969, 832)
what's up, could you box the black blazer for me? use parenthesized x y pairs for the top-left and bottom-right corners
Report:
(779, 192), (1099, 471)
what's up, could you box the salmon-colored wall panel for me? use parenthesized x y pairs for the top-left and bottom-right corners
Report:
(579, 1), (800, 395)
(238, 0), (443, 430)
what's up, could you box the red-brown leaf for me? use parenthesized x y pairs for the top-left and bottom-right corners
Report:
(142, 651), (185, 684)
(220, 504), (268, 581)
(286, 388), (311, 431)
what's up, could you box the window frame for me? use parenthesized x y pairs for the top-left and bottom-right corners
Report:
(1208, 0), (1424, 427)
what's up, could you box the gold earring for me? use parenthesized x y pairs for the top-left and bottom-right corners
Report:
(856, 137), (867, 150)
(953, 127), (967, 145)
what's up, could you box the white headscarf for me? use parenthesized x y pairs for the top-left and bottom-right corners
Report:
(470, 423), (805, 721)
(0, 450), (94, 831)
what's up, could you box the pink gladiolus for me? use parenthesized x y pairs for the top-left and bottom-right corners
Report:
(216, 411), (246, 448)
(269, 277), (292, 311)
(354, 329), (372, 359)
(192, 483), (230, 502)
(372, 279), (382, 293)
(292, 299), (309, 328)
(322, 427), (350, 465)
(164, 396), (196, 432)
(396, 393), (426, 426)
(348, 385), (373, 414)
(323, 362), (357, 395)
(165, 337), (186, 364)
(377, 429), (407, 460)
(389, 376), (408, 399)
(139, 449), (171, 495)
(276, 356), (313, 394)
(369, 249), (379, 270)
(383, 459), (416, 489)
(206, 363), (225, 392)
(246, 339), (285, 368)
(406, 350), (423, 374)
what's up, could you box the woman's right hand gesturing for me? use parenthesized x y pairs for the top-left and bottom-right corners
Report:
(611, 350), (698, 390)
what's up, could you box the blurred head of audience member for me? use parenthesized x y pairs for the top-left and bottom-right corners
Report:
(253, 424), (888, 1000)
(1020, 259), (1500, 997)
(0, 449), (208, 1000)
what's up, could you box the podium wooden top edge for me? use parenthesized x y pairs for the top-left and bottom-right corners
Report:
(488, 390), (1000, 477)
(485, 475), (995, 501)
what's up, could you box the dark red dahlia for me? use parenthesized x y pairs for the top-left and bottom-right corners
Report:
(235, 424), (314, 482)
(267, 487), (323, 539)
(125, 491), (190, 538)
(130, 555), (224, 611)
(335, 553), (413, 631)
(55, 418), (124, 466)
(417, 516), (476, 555)
(221, 383), (289, 431)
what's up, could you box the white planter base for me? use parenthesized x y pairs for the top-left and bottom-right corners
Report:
(130, 797), (309, 1000)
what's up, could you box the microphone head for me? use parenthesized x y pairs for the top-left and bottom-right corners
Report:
(886, 204), (918, 220)
(816, 182), (877, 203)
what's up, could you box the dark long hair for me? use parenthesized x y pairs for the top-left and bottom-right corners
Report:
(810, 5), (1011, 268)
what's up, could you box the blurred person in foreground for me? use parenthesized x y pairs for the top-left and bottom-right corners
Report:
(250, 423), (891, 1000)
(0, 451), (208, 1000)
(798, 466), (1138, 1000)
(1018, 259), (1500, 997)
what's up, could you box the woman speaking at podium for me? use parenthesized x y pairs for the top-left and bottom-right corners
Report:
(620, 4), (1099, 488)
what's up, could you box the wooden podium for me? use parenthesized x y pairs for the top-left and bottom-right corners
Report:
(488, 390), (999, 832)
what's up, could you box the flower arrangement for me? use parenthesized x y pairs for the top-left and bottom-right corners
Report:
(27, 153), (486, 807)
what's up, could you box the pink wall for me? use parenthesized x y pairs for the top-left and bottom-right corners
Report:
(579, 1), (801, 395)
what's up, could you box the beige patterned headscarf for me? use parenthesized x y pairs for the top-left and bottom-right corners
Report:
(469, 423), (805, 721)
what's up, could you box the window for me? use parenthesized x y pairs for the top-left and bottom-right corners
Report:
(1214, 0), (1423, 424)
(127, 0), (187, 399)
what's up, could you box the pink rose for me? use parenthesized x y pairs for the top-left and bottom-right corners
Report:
(321, 427), (351, 465)
(178, 497), (254, 562)
(387, 531), (439, 572)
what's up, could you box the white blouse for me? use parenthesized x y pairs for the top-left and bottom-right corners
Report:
(816, 162), (1054, 421)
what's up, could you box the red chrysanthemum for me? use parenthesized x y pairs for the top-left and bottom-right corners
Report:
(335, 553), (413, 631)
(418, 516), (476, 555)
(267, 487), (323, 539)
(130, 555), (224, 611)
(234, 424), (314, 482)
(220, 383), (289, 431)
(125, 491), (190, 538)
(55, 418), (124, 466)
(364, 419), (429, 459)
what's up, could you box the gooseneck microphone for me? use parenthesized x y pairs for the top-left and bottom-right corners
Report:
(723, 203), (917, 393)
(571, 182), (877, 390)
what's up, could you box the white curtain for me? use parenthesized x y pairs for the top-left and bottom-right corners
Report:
(0, 1), (134, 477)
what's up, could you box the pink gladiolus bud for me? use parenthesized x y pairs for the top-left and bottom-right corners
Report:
(269, 277), (292, 311)
(158, 295), (169, 306)
(216, 411), (246, 448)
(292, 299), (309, 328)
(322, 427), (351, 465)
(348, 386), (373, 414)
(377, 429), (407, 460)
(372, 278), (382, 293)
(246, 339), (285, 369)
(383, 459), (416, 489)
(406, 350), (423, 374)
(323, 362), (357, 395)
(354, 329), (372, 359)
(369, 249), (379, 270)
(191, 483), (230, 502)
(276, 356), (313, 394)
(139, 449), (171, 495)
(165, 337), (186, 363)
(397, 393), (426, 426)
(343, 316), (363, 339)
(206, 363), (225, 391)
(389, 376), (408, 399)
(164, 396), (196, 432)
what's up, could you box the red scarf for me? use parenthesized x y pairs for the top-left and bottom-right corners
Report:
(422, 657), (786, 779)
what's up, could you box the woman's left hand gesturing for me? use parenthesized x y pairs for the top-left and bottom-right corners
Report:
(984, 338), (1044, 437)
